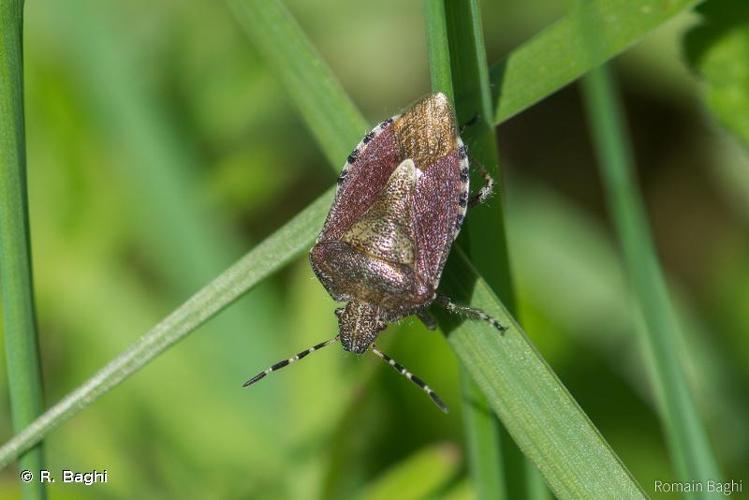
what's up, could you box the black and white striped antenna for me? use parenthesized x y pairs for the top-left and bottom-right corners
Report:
(243, 336), (448, 413)
(243, 336), (339, 387)
(370, 345), (448, 413)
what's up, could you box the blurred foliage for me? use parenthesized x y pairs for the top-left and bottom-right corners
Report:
(685, 0), (749, 148)
(0, 0), (747, 498)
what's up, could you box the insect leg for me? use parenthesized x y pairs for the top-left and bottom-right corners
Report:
(459, 114), (479, 135)
(468, 165), (494, 208)
(416, 309), (438, 330)
(435, 295), (507, 333)
(243, 336), (339, 387)
(370, 346), (448, 413)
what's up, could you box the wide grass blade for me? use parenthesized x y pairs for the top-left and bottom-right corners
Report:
(0, 0), (47, 498)
(490, 0), (699, 124)
(438, 251), (646, 498)
(581, 64), (722, 493)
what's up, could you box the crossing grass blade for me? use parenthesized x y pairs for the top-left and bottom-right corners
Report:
(0, 0), (47, 497)
(0, 191), (332, 469)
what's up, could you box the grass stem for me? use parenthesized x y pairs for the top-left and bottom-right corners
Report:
(0, 1), (47, 498)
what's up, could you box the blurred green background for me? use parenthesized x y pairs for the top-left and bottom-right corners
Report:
(1, 0), (748, 498)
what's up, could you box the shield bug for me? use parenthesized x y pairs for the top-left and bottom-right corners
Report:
(244, 93), (506, 412)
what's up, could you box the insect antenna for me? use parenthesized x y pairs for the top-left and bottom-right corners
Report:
(370, 346), (448, 413)
(243, 336), (339, 387)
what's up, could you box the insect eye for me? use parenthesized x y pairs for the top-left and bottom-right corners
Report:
(335, 307), (344, 318)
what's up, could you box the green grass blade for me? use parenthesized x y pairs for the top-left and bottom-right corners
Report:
(57, 0), (264, 296)
(459, 371), (506, 500)
(581, 64), (722, 494)
(490, 0), (699, 124)
(424, 0), (454, 100)
(444, 0), (513, 300)
(438, 250), (646, 499)
(358, 443), (461, 500)
(442, 1), (552, 498)
(226, 0), (368, 167)
(423, 3), (505, 499)
(0, 1), (47, 498)
(0, 185), (647, 497)
(0, 190), (333, 469)
(0, 4), (677, 495)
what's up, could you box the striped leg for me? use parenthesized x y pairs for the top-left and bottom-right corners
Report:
(370, 346), (448, 413)
(243, 336), (339, 387)
(435, 295), (507, 333)
(469, 166), (494, 208)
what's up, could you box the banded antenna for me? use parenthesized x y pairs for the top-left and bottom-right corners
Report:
(371, 346), (448, 413)
(243, 336), (339, 387)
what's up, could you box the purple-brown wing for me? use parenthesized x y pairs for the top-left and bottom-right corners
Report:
(318, 119), (402, 242)
(412, 148), (468, 288)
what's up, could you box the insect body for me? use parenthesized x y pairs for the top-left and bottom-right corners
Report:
(244, 93), (506, 412)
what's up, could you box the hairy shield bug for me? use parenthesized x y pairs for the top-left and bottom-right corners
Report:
(244, 93), (506, 412)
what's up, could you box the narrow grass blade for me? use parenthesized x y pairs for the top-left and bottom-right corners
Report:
(490, 0), (699, 124)
(424, 3), (505, 499)
(443, 1), (552, 498)
(226, 0), (368, 167)
(444, 0), (513, 300)
(424, 0), (454, 100)
(459, 371), (506, 500)
(0, 0), (47, 498)
(581, 64), (722, 493)
(0, 190), (333, 469)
